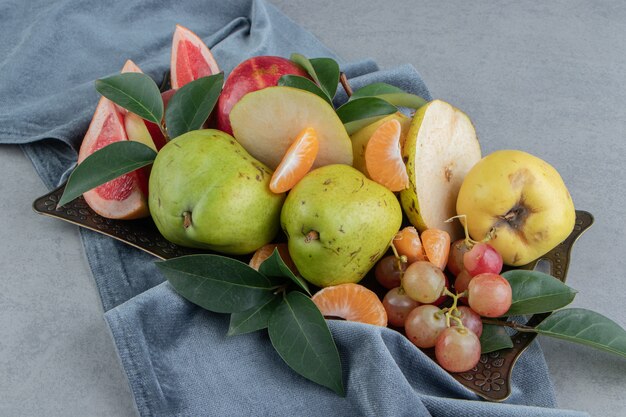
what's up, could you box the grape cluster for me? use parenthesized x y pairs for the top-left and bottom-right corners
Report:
(375, 226), (512, 373)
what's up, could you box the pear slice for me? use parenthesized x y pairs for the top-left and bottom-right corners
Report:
(230, 86), (353, 170)
(400, 100), (481, 241)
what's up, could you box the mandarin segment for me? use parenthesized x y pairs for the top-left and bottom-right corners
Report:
(393, 226), (427, 263)
(365, 119), (409, 192)
(249, 243), (298, 275)
(270, 127), (319, 193)
(421, 228), (451, 270)
(311, 283), (387, 327)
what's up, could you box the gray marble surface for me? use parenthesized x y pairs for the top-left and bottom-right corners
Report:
(2, 1), (625, 416)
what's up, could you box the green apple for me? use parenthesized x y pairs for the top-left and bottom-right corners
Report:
(281, 164), (402, 287)
(400, 100), (481, 241)
(229, 86), (353, 170)
(456, 150), (575, 266)
(149, 129), (285, 254)
(350, 112), (411, 178)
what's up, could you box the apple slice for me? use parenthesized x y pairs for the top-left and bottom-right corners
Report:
(230, 86), (353, 169)
(216, 56), (310, 135)
(399, 100), (481, 241)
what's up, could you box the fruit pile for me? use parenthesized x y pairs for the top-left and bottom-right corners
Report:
(59, 25), (625, 395)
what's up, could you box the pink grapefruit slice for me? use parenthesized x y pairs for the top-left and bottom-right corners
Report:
(77, 97), (150, 220)
(170, 25), (220, 89)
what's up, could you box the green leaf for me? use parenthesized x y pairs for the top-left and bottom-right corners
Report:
(351, 83), (405, 98)
(342, 115), (390, 136)
(350, 82), (427, 109)
(278, 75), (332, 105)
(535, 308), (626, 358)
(376, 93), (427, 109)
(268, 292), (344, 396)
(259, 248), (311, 295)
(156, 255), (275, 313)
(309, 57), (340, 100)
(59, 141), (156, 206)
(336, 97), (398, 135)
(502, 270), (577, 315)
(165, 73), (224, 139)
(290, 53), (320, 85)
(227, 296), (282, 336)
(480, 324), (514, 354)
(95, 73), (163, 124)
(289, 54), (340, 101)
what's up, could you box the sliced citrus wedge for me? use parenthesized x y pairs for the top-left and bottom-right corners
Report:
(365, 119), (409, 192)
(77, 97), (149, 219)
(393, 226), (427, 264)
(170, 24), (219, 89)
(421, 228), (451, 270)
(312, 283), (388, 327)
(249, 243), (298, 275)
(269, 128), (319, 193)
(121, 59), (142, 74)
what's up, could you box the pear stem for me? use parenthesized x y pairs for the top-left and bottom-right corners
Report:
(160, 122), (170, 142)
(182, 211), (192, 229)
(340, 72), (353, 98)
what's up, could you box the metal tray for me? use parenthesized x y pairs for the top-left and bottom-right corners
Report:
(33, 184), (593, 401)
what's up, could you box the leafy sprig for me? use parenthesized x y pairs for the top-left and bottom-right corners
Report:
(477, 270), (626, 358)
(157, 249), (345, 396)
(285, 54), (427, 135)
(59, 72), (223, 207)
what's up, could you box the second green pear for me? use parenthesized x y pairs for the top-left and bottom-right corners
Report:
(149, 129), (285, 254)
(281, 164), (402, 287)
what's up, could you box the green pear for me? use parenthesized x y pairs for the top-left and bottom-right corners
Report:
(149, 129), (285, 254)
(281, 164), (402, 287)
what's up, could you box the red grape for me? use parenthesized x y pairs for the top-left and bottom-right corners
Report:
(450, 306), (483, 337)
(447, 239), (470, 276)
(468, 273), (512, 317)
(463, 243), (503, 277)
(402, 261), (446, 303)
(375, 255), (407, 289)
(383, 287), (419, 327)
(405, 305), (447, 348)
(435, 327), (481, 372)
(431, 275), (450, 306)
(454, 269), (472, 304)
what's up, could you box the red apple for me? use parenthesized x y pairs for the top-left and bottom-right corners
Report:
(216, 56), (309, 135)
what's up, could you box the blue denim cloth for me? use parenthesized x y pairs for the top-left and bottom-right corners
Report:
(1, 0), (588, 415)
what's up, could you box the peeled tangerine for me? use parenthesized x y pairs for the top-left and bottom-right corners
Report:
(400, 100), (481, 241)
(457, 150), (575, 266)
